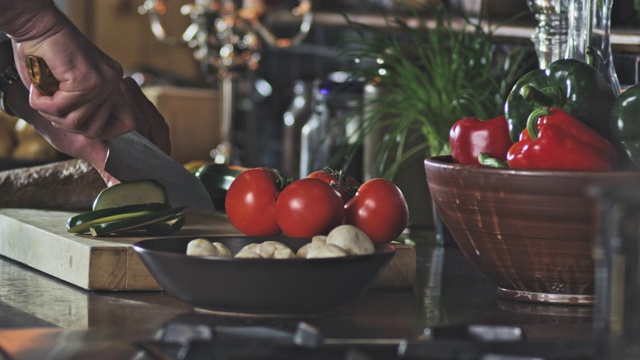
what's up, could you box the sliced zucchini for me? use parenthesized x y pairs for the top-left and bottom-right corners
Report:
(93, 180), (168, 211)
(144, 213), (187, 235)
(89, 206), (187, 237)
(67, 203), (170, 234)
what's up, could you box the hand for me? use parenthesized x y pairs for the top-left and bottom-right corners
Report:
(0, 1), (171, 183)
(6, 2), (140, 139)
(13, 77), (171, 186)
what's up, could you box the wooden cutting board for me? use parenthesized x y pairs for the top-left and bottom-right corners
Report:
(0, 209), (416, 291)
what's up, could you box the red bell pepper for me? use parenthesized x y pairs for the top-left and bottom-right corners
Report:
(449, 115), (513, 166)
(506, 107), (617, 171)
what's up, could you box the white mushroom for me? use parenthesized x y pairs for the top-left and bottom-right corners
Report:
(258, 241), (290, 258)
(326, 225), (375, 256)
(297, 235), (327, 258)
(238, 243), (260, 253)
(263, 240), (289, 247)
(235, 241), (295, 259)
(186, 238), (218, 256)
(236, 243), (266, 258)
(273, 248), (295, 259)
(235, 249), (262, 258)
(257, 242), (277, 257)
(307, 243), (348, 258)
(186, 239), (233, 257)
(211, 242), (232, 257)
(311, 235), (327, 246)
(296, 242), (312, 258)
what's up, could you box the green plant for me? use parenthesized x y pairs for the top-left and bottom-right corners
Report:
(337, 4), (532, 179)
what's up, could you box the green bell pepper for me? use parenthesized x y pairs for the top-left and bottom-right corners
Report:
(610, 83), (640, 167)
(504, 58), (616, 143)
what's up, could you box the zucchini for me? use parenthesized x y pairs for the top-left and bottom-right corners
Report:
(144, 213), (187, 235)
(67, 203), (170, 234)
(194, 163), (246, 212)
(89, 206), (186, 237)
(93, 180), (168, 211)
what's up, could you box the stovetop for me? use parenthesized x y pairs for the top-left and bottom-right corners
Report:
(135, 320), (599, 360)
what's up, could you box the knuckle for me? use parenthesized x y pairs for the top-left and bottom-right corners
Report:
(121, 120), (135, 133)
(62, 115), (85, 132)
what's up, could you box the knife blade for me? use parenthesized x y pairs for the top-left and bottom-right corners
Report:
(26, 55), (215, 215)
(104, 131), (215, 214)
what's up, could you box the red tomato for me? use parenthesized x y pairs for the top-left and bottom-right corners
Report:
(276, 178), (345, 238)
(225, 168), (289, 236)
(344, 178), (408, 244)
(307, 168), (360, 202)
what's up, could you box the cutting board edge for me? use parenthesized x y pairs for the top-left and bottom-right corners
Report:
(0, 211), (94, 289)
(0, 209), (418, 291)
(0, 209), (139, 290)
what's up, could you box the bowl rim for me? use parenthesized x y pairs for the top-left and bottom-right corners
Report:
(133, 235), (397, 264)
(425, 155), (640, 178)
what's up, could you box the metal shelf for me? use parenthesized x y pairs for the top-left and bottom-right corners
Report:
(276, 10), (640, 52)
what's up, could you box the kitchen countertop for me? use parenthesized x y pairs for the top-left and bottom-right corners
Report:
(0, 230), (598, 359)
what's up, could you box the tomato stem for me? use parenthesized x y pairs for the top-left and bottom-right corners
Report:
(269, 168), (292, 191)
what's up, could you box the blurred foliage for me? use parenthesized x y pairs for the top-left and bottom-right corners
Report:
(334, 3), (534, 179)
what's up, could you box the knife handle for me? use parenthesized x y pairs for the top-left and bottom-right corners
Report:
(25, 55), (59, 96)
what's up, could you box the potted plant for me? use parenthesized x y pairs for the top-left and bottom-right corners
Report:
(334, 3), (533, 235)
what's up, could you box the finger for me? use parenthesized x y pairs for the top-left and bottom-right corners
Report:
(27, 71), (107, 113)
(96, 93), (138, 139)
(73, 99), (118, 138)
(101, 172), (120, 187)
(97, 113), (135, 139)
(36, 103), (110, 138)
(27, 63), (118, 135)
(29, 84), (110, 135)
(24, 111), (113, 183)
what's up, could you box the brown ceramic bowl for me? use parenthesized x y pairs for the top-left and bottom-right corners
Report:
(425, 155), (640, 305)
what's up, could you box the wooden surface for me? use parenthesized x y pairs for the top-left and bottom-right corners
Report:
(0, 209), (416, 291)
(143, 86), (222, 164)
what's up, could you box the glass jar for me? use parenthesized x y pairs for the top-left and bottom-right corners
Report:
(299, 72), (364, 180)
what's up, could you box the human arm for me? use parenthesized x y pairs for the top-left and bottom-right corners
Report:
(0, 41), (171, 185)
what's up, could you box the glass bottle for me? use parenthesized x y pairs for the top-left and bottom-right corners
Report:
(527, 0), (569, 69)
(565, 0), (620, 95)
(299, 72), (364, 180)
(592, 184), (640, 359)
(281, 80), (313, 178)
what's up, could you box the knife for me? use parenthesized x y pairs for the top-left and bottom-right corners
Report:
(26, 55), (215, 215)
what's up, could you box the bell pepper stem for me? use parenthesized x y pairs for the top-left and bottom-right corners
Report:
(519, 85), (564, 108)
(478, 153), (510, 168)
(526, 107), (551, 140)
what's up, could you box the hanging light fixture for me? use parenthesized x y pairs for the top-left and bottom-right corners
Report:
(138, 0), (313, 163)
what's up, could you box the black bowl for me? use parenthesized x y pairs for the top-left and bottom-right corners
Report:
(133, 236), (396, 315)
